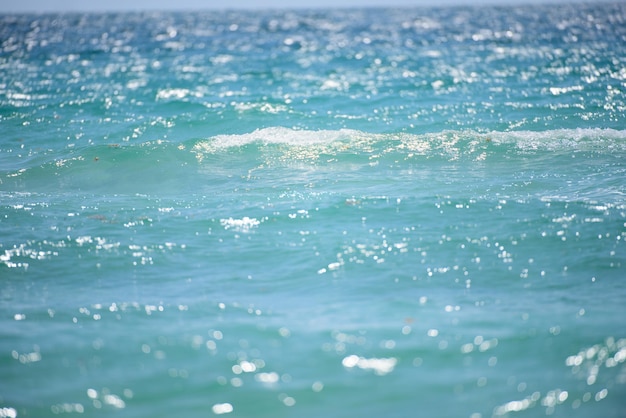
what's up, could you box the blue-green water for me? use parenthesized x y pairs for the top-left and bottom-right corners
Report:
(1, 3), (626, 417)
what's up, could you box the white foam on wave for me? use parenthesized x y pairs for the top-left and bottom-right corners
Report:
(201, 126), (626, 147)
(192, 127), (369, 162)
(209, 127), (361, 148)
(192, 127), (626, 162)
(192, 127), (428, 162)
(487, 128), (626, 151)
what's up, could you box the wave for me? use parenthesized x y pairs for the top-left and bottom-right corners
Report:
(196, 126), (626, 148)
(2, 127), (624, 196)
(192, 126), (626, 161)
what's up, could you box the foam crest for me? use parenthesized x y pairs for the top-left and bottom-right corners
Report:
(201, 127), (362, 149)
(193, 127), (626, 157)
(488, 128), (626, 152)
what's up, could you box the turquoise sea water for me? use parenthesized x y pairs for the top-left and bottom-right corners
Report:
(1, 3), (626, 417)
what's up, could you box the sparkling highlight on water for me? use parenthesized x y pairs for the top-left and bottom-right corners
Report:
(2, 3), (625, 418)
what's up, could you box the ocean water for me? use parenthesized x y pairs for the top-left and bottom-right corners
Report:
(1, 2), (626, 417)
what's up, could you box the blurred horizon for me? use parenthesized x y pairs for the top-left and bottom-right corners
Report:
(0, 0), (614, 13)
